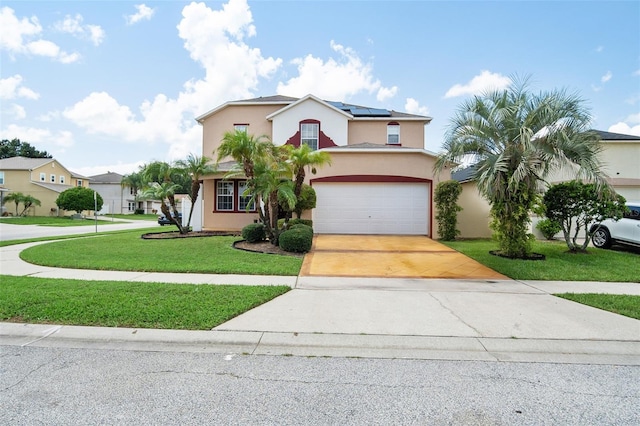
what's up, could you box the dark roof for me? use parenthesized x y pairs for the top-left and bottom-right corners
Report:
(451, 165), (478, 183)
(88, 172), (124, 184)
(593, 130), (640, 141)
(234, 95), (299, 103)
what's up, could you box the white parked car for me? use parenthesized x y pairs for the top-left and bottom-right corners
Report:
(590, 202), (640, 249)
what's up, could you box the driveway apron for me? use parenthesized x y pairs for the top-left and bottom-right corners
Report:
(300, 235), (508, 279)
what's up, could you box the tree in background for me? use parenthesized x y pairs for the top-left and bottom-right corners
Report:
(141, 181), (186, 234)
(175, 154), (217, 229)
(121, 171), (144, 201)
(56, 187), (103, 214)
(543, 180), (627, 252)
(19, 195), (41, 216)
(0, 139), (51, 159)
(434, 180), (463, 241)
(3, 192), (26, 216)
(435, 76), (606, 258)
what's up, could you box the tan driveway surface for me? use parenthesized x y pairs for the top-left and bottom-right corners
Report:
(300, 235), (508, 279)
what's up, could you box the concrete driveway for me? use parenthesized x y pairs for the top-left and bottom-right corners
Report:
(300, 235), (508, 280)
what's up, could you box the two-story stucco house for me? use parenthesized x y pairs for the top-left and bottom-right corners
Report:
(196, 94), (451, 237)
(0, 156), (90, 216)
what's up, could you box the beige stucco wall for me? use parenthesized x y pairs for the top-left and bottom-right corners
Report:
(348, 120), (424, 149)
(201, 104), (280, 161)
(600, 141), (640, 180)
(456, 182), (492, 239)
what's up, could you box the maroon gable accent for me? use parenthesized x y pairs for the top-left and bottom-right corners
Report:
(284, 119), (338, 148)
(310, 175), (431, 184)
(285, 131), (301, 147)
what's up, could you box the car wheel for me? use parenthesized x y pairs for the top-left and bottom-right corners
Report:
(592, 227), (612, 249)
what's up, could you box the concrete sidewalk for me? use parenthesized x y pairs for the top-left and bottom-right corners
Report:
(1, 240), (639, 365)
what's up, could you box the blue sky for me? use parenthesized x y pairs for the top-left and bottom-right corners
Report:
(1, 0), (639, 177)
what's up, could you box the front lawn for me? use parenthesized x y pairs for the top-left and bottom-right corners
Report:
(0, 216), (114, 227)
(442, 239), (640, 282)
(555, 293), (640, 320)
(0, 275), (289, 330)
(19, 230), (303, 276)
(105, 213), (158, 221)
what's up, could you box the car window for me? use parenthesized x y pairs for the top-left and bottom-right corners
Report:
(624, 205), (640, 220)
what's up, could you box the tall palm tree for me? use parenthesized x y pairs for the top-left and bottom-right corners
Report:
(120, 172), (143, 213)
(435, 77), (606, 258)
(217, 130), (270, 180)
(141, 182), (186, 233)
(175, 154), (217, 229)
(286, 144), (332, 200)
(3, 192), (25, 216)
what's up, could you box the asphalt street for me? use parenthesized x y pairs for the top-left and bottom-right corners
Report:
(0, 218), (159, 241)
(1, 345), (639, 425)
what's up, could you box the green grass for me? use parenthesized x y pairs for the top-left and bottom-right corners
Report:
(555, 293), (640, 320)
(0, 227), (162, 248)
(105, 213), (157, 221)
(0, 275), (289, 329)
(20, 230), (303, 276)
(0, 216), (115, 226)
(442, 239), (640, 282)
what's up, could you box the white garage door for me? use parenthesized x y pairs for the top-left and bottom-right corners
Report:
(312, 182), (429, 235)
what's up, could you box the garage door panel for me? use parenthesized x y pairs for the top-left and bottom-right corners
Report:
(313, 182), (429, 235)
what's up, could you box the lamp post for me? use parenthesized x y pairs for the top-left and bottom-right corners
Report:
(94, 189), (97, 233)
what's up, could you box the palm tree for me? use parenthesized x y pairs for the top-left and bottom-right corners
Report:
(141, 182), (186, 233)
(175, 154), (217, 229)
(3, 192), (25, 216)
(286, 144), (331, 200)
(19, 195), (41, 216)
(217, 130), (270, 181)
(435, 77), (606, 258)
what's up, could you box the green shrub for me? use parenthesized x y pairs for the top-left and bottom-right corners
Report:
(289, 218), (312, 227)
(134, 209), (144, 215)
(536, 218), (561, 240)
(289, 223), (313, 237)
(434, 180), (462, 241)
(241, 223), (266, 243)
(279, 228), (313, 253)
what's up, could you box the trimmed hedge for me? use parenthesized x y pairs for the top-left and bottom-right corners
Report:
(289, 218), (312, 227)
(288, 223), (313, 236)
(242, 223), (266, 243)
(279, 228), (313, 253)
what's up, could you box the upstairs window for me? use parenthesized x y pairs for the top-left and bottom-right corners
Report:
(387, 123), (400, 145)
(234, 124), (249, 133)
(301, 122), (319, 150)
(76, 179), (83, 187)
(50, 174), (56, 183)
(40, 173), (46, 182)
(60, 175), (65, 184)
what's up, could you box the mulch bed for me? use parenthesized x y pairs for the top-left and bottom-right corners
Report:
(489, 250), (546, 261)
(141, 230), (303, 257)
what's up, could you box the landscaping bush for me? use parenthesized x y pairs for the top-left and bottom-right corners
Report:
(279, 228), (313, 253)
(288, 223), (313, 237)
(536, 218), (561, 240)
(241, 223), (266, 243)
(134, 209), (145, 215)
(289, 218), (312, 227)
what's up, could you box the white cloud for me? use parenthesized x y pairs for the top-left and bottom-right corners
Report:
(608, 122), (640, 137)
(601, 71), (612, 83)
(624, 112), (640, 124)
(444, 71), (511, 98)
(126, 4), (155, 25)
(74, 161), (147, 177)
(54, 14), (105, 46)
(5, 104), (26, 120)
(404, 98), (430, 116)
(0, 75), (40, 100)
(0, 7), (80, 62)
(1, 124), (74, 148)
(64, 0), (281, 161)
(377, 86), (397, 102)
(277, 40), (394, 101)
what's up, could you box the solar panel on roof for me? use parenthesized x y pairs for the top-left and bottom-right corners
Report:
(368, 108), (392, 116)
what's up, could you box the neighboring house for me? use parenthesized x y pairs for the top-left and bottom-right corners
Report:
(452, 130), (640, 238)
(0, 156), (90, 216)
(196, 94), (451, 236)
(88, 171), (130, 215)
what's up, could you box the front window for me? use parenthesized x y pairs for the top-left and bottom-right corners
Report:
(40, 173), (46, 182)
(387, 123), (400, 145)
(128, 202), (135, 212)
(60, 175), (65, 184)
(216, 181), (234, 211)
(0, 171), (4, 185)
(237, 181), (255, 211)
(50, 174), (55, 183)
(301, 123), (319, 150)
(76, 179), (83, 187)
